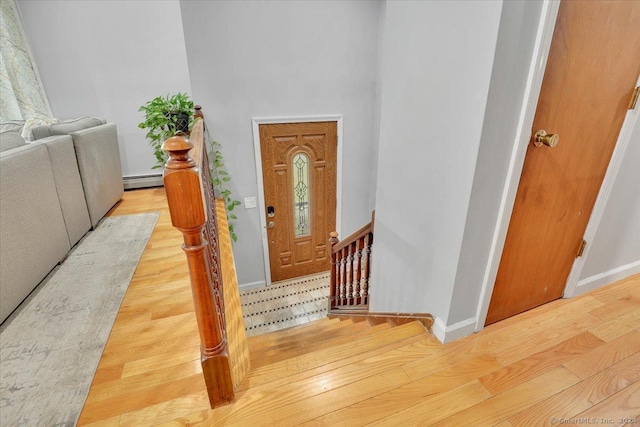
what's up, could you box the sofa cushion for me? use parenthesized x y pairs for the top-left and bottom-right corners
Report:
(31, 125), (52, 140)
(50, 117), (106, 136)
(22, 117), (58, 141)
(0, 131), (27, 152)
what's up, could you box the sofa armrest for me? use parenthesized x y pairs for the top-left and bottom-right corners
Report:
(70, 123), (124, 227)
(0, 143), (70, 323)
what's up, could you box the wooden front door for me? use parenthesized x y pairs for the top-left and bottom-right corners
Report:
(259, 122), (337, 282)
(486, 0), (640, 325)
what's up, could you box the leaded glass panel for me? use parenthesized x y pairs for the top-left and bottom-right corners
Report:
(292, 152), (310, 236)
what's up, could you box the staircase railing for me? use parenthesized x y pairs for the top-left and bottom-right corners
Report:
(162, 108), (249, 408)
(328, 211), (374, 312)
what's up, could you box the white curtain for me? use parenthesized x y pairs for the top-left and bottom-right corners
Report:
(0, 0), (52, 122)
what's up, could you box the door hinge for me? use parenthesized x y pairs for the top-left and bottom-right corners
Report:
(629, 86), (640, 110)
(576, 239), (587, 258)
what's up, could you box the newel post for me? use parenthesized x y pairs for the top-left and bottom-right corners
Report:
(328, 232), (340, 311)
(194, 104), (204, 121)
(162, 133), (234, 407)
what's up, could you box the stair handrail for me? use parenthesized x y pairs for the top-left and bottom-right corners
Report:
(162, 110), (237, 408)
(329, 211), (375, 311)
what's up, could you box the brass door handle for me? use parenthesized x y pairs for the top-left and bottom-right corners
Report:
(265, 221), (275, 229)
(533, 129), (559, 147)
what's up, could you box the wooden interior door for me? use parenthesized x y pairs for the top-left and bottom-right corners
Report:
(259, 122), (337, 282)
(486, 0), (640, 325)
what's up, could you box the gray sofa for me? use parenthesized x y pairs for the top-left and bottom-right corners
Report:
(0, 118), (124, 323)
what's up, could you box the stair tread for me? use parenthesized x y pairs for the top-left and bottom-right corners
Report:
(247, 317), (340, 351)
(248, 318), (345, 352)
(250, 317), (362, 357)
(250, 320), (389, 369)
(329, 313), (433, 329)
(241, 320), (428, 390)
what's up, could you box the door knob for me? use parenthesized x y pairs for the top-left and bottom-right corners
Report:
(533, 129), (559, 147)
(265, 221), (275, 229)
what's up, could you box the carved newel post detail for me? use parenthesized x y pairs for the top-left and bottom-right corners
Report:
(162, 131), (234, 407)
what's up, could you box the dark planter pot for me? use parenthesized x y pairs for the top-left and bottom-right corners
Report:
(166, 112), (190, 134)
(175, 112), (190, 133)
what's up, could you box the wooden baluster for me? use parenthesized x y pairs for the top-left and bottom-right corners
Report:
(340, 248), (349, 305)
(328, 232), (339, 310)
(363, 231), (373, 305)
(163, 133), (233, 407)
(347, 241), (355, 304)
(355, 236), (364, 305)
(337, 252), (342, 305)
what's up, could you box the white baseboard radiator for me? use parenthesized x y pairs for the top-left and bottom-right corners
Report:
(122, 174), (164, 190)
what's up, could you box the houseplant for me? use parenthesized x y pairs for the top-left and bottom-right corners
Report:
(206, 129), (242, 242)
(138, 93), (194, 169)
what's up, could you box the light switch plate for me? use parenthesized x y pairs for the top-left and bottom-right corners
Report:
(244, 197), (257, 209)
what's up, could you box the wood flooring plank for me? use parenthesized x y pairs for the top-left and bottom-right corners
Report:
(480, 294), (605, 335)
(90, 364), (124, 386)
(590, 318), (637, 342)
(78, 374), (206, 425)
(479, 331), (604, 395)
(563, 330), (640, 379)
(365, 380), (492, 426)
(572, 381), (640, 427)
(589, 274), (639, 301)
(314, 354), (502, 426)
(400, 310), (601, 382)
(98, 325), (200, 368)
(86, 359), (202, 404)
(494, 312), (602, 365)
(117, 391), (210, 427)
(79, 415), (121, 427)
(509, 352), (640, 427)
(120, 344), (200, 378)
(106, 312), (195, 342)
(228, 367), (412, 426)
(589, 295), (640, 322)
(431, 367), (580, 427)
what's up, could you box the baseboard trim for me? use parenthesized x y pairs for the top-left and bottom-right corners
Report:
(432, 316), (476, 344)
(239, 280), (267, 291)
(572, 261), (640, 297)
(123, 174), (164, 190)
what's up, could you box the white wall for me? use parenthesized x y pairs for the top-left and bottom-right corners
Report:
(448, 0), (546, 327)
(17, 0), (192, 177)
(370, 1), (503, 323)
(577, 117), (640, 288)
(179, 0), (380, 286)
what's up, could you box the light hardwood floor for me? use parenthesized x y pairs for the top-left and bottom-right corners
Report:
(78, 188), (640, 426)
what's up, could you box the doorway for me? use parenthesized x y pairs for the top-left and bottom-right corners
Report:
(486, 0), (640, 325)
(253, 118), (340, 284)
